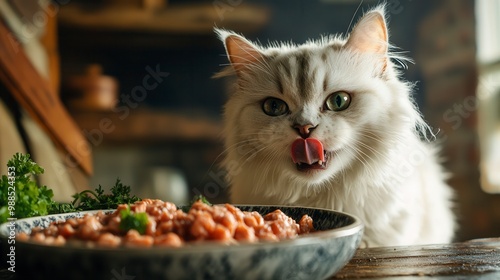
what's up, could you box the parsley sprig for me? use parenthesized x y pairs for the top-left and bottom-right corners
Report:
(52, 179), (141, 214)
(0, 153), (141, 223)
(0, 153), (54, 223)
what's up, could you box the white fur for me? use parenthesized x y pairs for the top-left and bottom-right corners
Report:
(217, 6), (455, 247)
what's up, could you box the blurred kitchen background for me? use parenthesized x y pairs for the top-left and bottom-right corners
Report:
(0, 0), (499, 242)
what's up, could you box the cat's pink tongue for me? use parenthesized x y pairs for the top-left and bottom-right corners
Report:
(291, 138), (325, 165)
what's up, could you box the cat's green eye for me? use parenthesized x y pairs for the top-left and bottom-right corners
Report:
(262, 98), (289, 116)
(325, 91), (351, 111)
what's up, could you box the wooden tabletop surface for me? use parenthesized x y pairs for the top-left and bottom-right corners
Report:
(332, 238), (500, 279)
(2, 238), (500, 279)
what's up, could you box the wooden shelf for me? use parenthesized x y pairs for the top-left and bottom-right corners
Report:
(58, 3), (244, 145)
(70, 109), (223, 145)
(59, 3), (270, 35)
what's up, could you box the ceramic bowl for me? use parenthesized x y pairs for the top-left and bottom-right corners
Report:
(0, 205), (363, 280)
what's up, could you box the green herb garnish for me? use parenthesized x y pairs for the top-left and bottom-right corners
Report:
(56, 179), (141, 213)
(0, 153), (141, 223)
(192, 194), (212, 206)
(119, 205), (149, 234)
(0, 153), (54, 223)
(180, 194), (212, 212)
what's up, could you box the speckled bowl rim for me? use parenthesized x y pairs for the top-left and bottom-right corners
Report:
(0, 205), (364, 253)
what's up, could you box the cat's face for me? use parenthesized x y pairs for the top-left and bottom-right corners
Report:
(219, 7), (420, 188)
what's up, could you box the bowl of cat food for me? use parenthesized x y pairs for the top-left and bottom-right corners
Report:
(0, 198), (363, 280)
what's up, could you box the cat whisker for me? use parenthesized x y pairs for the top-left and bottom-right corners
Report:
(340, 144), (380, 182)
(352, 140), (393, 164)
(246, 147), (280, 192)
(342, 131), (400, 165)
(345, 0), (364, 38)
(217, 138), (261, 156)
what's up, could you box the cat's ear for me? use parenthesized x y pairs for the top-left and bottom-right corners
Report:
(215, 28), (264, 75)
(345, 7), (388, 57)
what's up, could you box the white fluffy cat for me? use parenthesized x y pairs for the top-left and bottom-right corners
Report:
(216, 5), (455, 247)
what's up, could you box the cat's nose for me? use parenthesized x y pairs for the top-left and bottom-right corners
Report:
(293, 124), (317, 138)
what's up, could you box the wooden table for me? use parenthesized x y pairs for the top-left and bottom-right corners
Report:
(1, 239), (500, 279)
(333, 238), (500, 279)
